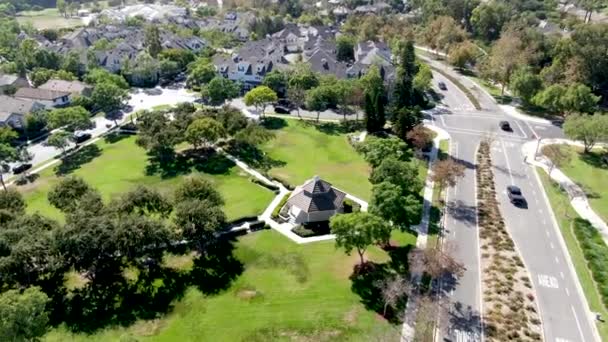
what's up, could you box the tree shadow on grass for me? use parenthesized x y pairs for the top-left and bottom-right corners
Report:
(145, 149), (193, 179)
(309, 121), (348, 135)
(349, 262), (407, 323)
(261, 117), (287, 130)
(190, 237), (244, 295)
(224, 141), (285, 172)
(55, 144), (102, 176)
(103, 132), (130, 144)
(579, 150), (608, 170)
(186, 149), (236, 175)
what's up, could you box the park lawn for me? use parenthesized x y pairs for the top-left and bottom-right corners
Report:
(262, 120), (373, 200)
(20, 136), (274, 221)
(45, 229), (415, 341)
(16, 8), (83, 30)
(538, 170), (608, 340)
(556, 146), (608, 223)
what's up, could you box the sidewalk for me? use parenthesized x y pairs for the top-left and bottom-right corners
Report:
(400, 122), (450, 342)
(523, 139), (608, 244)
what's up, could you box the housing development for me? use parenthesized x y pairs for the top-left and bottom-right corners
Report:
(0, 0), (607, 341)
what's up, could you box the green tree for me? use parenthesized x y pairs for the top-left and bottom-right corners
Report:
(288, 64), (319, 90)
(144, 25), (162, 58)
(0, 287), (50, 341)
(392, 107), (423, 140)
(306, 86), (332, 122)
(84, 68), (129, 89)
(358, 136), (412, 168)
(413, 62), (432, 93)
(159, 48), (195, 69)
(370, 157), (422, 193)
(173, 199), (226, 250)
(244, 86), (278, 118)
(62, 51), (81, 75)
(174, 176), (224, 207)
(470, 0), (511, 42)
(109, 186), (173, 218)
(91, 81), (127, 113)
(336, 35), (355, 62)
(0, 143), (16, 191)
(481, 29), (530, 95)
(185, 117), (227, 148)
(563, 114), (608, 153)
(361, 66), (386, 132)
(56, 0), (67, 17)
(448, 40), (478, 69)
(262, 70), (287, 96)
(48, 176), (98, 213)
(393, 40), (417, 109)
(509, 67), (543, 104)
(187, 60), (216, 89)
(29, 68), (55, 87)
(206, 77), (240, 105)
(533, 83), (600, 116)
(46, 131), (72, 155)
(369, 181), (422, 230)
(423, 16), (466, 55)
(330, 212), (392, 265)
(46, 106), (92, 132)
(287, 85), (306, 119)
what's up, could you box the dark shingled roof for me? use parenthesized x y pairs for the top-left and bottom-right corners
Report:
(287, 176), (346, 213)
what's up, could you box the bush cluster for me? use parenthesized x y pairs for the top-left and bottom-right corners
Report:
(572, 218), (608, 307)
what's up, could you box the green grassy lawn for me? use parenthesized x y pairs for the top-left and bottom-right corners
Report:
(17, 8), (83, 30)
(538, 170), (608, 340)
(19, 135), (274, 221)
(261, 120), (373, 200)
(555, 146), (608, 222)
(45, 229), (415, 341)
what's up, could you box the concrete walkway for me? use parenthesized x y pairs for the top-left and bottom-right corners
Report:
(523, 139), (608, 244)
(400, 122), (451, 342)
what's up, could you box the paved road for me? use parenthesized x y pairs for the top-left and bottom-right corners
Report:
(426, 61), (599, 341)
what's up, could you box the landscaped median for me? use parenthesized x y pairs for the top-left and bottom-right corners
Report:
(476, 141), (543, 340)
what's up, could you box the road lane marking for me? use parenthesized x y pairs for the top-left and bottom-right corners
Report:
(514, 120), (527, 139)
(571, 305), (585, 342)
(542, 219), (547, 225)
(546, 230), (550, 237)
(500, 139), (515, 184)
(538, 274), (559, 289)
(555, 257), (560, 264)
(560, 271), (565, 279)
(538, 209), (543, 215)
(550, 242), (555, 249)
(565, 288), (570, 297)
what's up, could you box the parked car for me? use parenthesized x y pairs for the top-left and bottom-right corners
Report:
(143, 88), (163, 96)
(277, 99), (294, 109)
(507, 185), (526, 206)
(438, 81), (447, 90)
(12, 163), (32, 175)
(499, 121), (512, 131)
(274, 105), (290, 114)
(73, 132), (92, 144)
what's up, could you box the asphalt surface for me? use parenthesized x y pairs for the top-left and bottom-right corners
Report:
(425, 60), (599, 341)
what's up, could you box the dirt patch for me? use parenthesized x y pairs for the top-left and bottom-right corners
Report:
(131, 318), (166, 337)
(343, 306), (359, 326)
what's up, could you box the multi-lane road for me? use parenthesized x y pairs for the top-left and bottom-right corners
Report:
(424, 61), (599, 342)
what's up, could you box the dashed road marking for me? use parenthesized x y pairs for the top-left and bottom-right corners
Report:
(550, 242), (555, 249)
(555, 257), (560, 264)
(546, 230), (550, 237)
(565, 288), (570, 297)
(538, 274), (559, 289)
(560, 271), (565, 279)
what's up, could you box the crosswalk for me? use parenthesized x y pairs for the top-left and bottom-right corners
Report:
(452, 329), (480, 342)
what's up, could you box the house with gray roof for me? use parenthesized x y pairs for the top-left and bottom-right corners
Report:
(0, 74), (29, 94)
(0, 95), (45, 128)
(284, 176), (347, 224)
(14, 88), (71, 108)
(38, 79), (92, 97)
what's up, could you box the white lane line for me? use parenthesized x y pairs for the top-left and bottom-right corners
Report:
(514, 119), (527, 139)
(550, 242), (555, 249)
(532, 190), (536, 196)
(565, 288), (570, 296)
(500, 139), (515, 185)
(546, 230), (550, 237)
(538, 209), (543, 215)
(542, 219), (547, 225)
(571, 305), (585, 342)
(555, 256), (560, 264)
(560, 271), (565, 279)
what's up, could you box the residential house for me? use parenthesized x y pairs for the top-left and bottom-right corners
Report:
(14, 88), (71, 108)
(0, 95), (45, 128)
(283, 176), (346, 224)
(214, 38), (288, 90)
(38, 79), (93, 97)
(0, 74), (29, 95)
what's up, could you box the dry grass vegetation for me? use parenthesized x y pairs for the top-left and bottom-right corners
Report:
(476, 141), (542, 341)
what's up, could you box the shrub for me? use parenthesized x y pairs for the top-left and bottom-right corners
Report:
(342, 198), (361, 213)
(572, 218), (608, 307)
(250, 178), (280, 191)
(269, 175), (294, 190)
(292, 225), (316, 237)
(271, 192), (291, 219)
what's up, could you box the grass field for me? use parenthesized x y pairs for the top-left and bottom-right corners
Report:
(16, 8), (84, 30)
(538, 170), (608, 340)
(261, 120), (374, 200)
(44, 229), (415, 341)
(554, 146), (608, 222)
(19, 135), (274, 221)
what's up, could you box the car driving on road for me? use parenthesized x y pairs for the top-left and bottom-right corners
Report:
(499, 121), (512, 131)
(438, 81), (447, 90)
(507, 185), (526, 206)
(73, 132), (92, 144)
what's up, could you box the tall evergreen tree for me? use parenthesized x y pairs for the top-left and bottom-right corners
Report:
(362, 66), (386, 132)
(394, 40), (418, 109)
(364, 92), (376, 132)
(144, 25), (162, 58)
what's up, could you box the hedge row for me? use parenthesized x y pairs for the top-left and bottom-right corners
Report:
(572, 218), (608, 307)
(271, 192), (291, 220)
(250, 178), (280, 192)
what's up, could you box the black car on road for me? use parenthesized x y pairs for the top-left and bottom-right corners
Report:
(12, 163), (32, 175)
(438, 81), (447, 90)
(500, 121), (512, 131)
(73, 132), (92, 144)
(507, 185), (526, 206)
